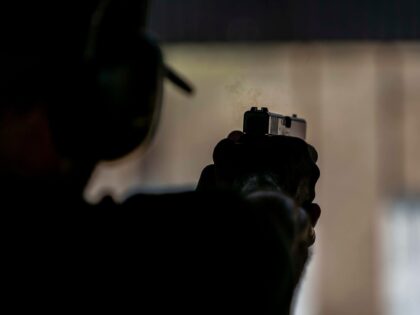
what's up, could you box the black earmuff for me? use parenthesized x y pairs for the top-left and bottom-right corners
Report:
(49, 0), (165, 161)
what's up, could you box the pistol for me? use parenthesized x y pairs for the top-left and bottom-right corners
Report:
(243, 107), (306, 140)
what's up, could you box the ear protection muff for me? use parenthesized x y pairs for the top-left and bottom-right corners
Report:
(48, 0), (165, 161)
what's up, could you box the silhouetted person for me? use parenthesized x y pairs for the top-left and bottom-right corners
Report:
(1, 1), (320, 314)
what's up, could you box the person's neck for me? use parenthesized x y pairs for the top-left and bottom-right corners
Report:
(0, 159), (95, 204)
(58, 158), (96, 197)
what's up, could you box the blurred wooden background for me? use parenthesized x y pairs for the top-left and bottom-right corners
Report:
(86, 42), (420, 315)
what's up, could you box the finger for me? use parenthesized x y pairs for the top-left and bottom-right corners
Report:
(213, 138), (236, 165)
(227, 130), (244, 142)
(306, 203), (321, 227)
(196, 165), (217, 191)
(307, 144), (318, 162)
(308, 227), (316, 246)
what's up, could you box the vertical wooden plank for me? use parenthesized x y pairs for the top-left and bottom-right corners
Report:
(289, 43), (325, 315)
(376, 45), (405, 198)
(402, 44), (420, 192)
(319, 44), (377, 315)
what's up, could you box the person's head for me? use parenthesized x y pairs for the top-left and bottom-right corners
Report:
(0, 1), (189, 188)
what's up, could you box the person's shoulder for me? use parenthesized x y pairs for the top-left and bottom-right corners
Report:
(123, 190), (244, 209)
(120, 190), (255, 229)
